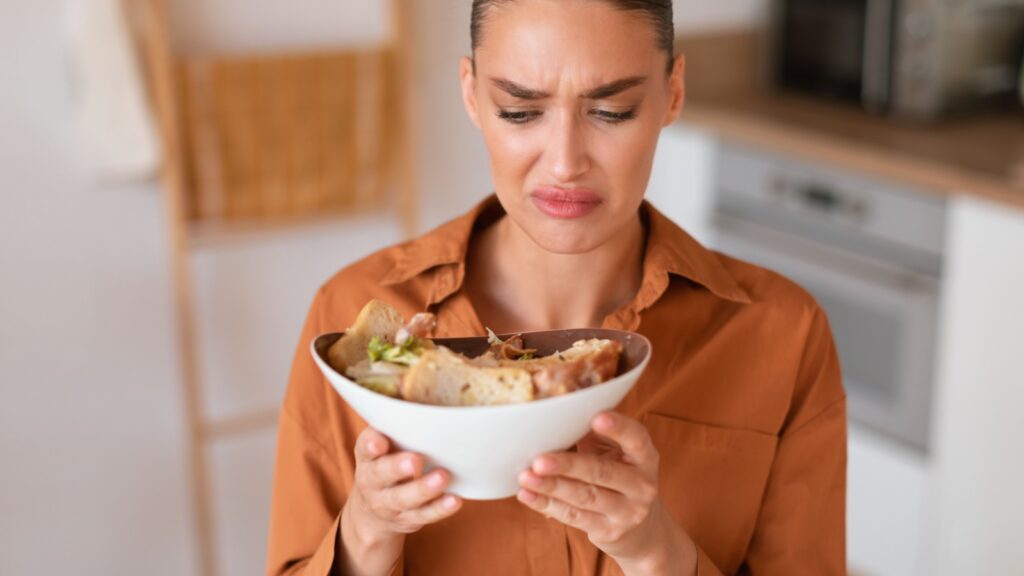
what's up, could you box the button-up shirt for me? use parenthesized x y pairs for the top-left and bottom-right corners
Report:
(267, 194), (846, 575)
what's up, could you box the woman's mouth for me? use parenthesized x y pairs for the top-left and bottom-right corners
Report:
(530, 188), (603, 219)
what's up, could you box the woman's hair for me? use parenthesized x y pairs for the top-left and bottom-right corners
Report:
(470, 0), (676, 73)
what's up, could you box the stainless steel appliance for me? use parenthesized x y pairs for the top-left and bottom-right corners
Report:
(711, 145), (947, 452)
(767, 0), (1024, 119)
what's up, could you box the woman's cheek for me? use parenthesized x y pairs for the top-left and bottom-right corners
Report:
(487, 129), (541, 182)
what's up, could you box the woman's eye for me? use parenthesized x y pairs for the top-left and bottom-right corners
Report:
(495, 108), (637, 125)
(591, 108), (637, 124)
(496, 109), (540, 125)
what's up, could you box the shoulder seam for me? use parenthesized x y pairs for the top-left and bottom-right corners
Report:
(786, 395), (847, 437)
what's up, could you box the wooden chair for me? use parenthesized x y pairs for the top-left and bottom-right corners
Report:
(124, 1), (418, 573)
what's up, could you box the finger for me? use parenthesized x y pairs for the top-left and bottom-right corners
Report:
(401, 493), (463, 527)
(591, 412), (657, 467)
(576, 431), (621, 457)
(354, 427), (391, 464)
(517, 488), (606, 534)
(531, 451), (636, 494)
(380, 468), (452, 511)
(518, 469), (626, 515)
(359, 451), (425, 490)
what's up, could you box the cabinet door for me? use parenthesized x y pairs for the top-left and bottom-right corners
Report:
(928, 196), (1024, 576)
(848, 425), (929, 576)
(646, 126), (717, 245)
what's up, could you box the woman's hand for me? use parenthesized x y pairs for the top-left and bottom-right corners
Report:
(515, 412), (697, 576)
(338, 427), (462, 576)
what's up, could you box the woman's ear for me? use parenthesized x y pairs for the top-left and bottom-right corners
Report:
(663, 54), (686, 126)
(459, 56), (482, 129)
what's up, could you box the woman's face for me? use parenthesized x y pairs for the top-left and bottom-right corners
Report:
(460, 0), (685, 254)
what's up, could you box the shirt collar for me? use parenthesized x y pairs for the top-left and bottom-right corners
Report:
(380, 194), (751, 314)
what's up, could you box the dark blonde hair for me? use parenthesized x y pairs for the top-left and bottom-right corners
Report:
(470, 0), (676, 73)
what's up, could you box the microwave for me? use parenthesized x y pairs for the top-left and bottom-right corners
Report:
(767, 0), (1024, 120)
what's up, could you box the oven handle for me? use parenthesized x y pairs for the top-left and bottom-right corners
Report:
(712, 212), (940, 296)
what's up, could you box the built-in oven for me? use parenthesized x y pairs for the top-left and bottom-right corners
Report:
(710, 144), (946, 452)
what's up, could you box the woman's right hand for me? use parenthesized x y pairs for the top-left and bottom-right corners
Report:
(338, 427), (462, 575)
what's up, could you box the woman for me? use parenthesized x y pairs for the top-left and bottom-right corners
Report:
(267, 1), (846, 575)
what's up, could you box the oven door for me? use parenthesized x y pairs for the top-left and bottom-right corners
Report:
(712, 212), (938, 452)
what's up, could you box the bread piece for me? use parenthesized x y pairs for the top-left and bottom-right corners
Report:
(501, 339), (623, 398)
(327, 299), (405, 373)
(402, 347), (534, 406)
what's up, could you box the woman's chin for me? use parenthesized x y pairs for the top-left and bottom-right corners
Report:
(523, 220), (606, 255)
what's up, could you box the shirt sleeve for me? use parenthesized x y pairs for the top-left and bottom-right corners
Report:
(738, 306), (848, 575)
(265, 288), (405, 576)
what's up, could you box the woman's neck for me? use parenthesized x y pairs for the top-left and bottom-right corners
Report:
(465, 212), (645, 333)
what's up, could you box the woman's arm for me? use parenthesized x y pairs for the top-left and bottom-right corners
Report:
(739, 307), (847, 575)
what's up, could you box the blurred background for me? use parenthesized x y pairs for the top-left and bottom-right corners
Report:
(1, 1), (1022, 575)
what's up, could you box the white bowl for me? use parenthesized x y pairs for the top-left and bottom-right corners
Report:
(310, 329), (652, 500)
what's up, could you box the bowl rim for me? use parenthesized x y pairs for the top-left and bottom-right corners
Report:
(310, 328), (652, 414)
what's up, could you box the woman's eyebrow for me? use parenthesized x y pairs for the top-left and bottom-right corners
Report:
(488, 76), (648, 100)
(582, 76), (647, 99)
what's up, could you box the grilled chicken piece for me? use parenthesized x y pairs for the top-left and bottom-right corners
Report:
(396, 312), (437, 345)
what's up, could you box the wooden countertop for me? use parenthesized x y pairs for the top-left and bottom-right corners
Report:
(676, 31), (1024, 210)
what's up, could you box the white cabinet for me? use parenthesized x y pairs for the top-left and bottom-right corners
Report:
(926, 196), (1024, 575)
(848, 425), (930, 576)
(647, 125), (719, 244)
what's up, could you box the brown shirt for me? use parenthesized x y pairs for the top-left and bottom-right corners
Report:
(266, 195), (846, 576)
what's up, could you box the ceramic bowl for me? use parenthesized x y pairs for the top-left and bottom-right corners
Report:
(310, 328), (652, 500)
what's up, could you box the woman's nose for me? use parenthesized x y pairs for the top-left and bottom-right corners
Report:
(546, 111), (591, 183)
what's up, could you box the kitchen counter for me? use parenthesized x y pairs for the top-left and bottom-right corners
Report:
(676, 31), (1024, 210)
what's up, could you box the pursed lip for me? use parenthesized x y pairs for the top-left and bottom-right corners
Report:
(530, 187), (603, 204)
(529, 187), (604, 219)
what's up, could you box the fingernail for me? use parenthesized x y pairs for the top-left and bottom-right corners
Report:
(401, 458), (416, 475)
(595, 414), (614, 430)
(427, 471), (445, 488)
(519, 471), (541, 487)
(517, 489), (537, 503)
(442, 495), (459, 509)
(533, 457), (557, 475)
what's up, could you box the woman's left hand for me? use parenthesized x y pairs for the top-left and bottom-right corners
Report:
(516, 411), (697, 576)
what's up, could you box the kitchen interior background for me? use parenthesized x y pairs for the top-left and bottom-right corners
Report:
(1, 1), (1023, 575)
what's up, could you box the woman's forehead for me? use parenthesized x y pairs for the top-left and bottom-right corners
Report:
(474, 0), (662, 90)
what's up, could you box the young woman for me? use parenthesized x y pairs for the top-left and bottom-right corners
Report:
(267, 1), (846, 575)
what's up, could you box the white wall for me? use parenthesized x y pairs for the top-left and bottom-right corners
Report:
(168, 0), (391, 56)
(674, 0), (767, 32)
(0, 1), (194, 573)
(406, 0), (494, 231)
